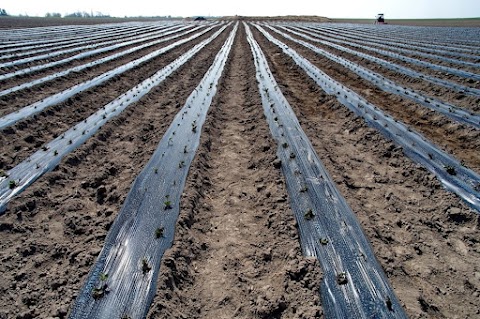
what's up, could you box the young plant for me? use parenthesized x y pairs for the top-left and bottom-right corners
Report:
(282, 142), (288, 149)
(320, 238), (329, 245)
(164, 195), (172, 210)
(92, 286), (107, 300)
(155, 227), (164, 238)
(386, 296), (393, 312)
(191, 121), (197, 133)
(141, 258), (151, 274)
(178, 161), (185, 169)
(8, 180), (17, 189)
(300, 185), (308, 193)
(304, 209), (315, 220)
(99, 272), (108, 282)
(445, 165), (456, 176)
(154, 168), (158, 174)
(336, 272), (348, 285)
(92, 274), (109, 300)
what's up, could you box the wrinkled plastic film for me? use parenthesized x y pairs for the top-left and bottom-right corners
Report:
(246, 22), (408, 319)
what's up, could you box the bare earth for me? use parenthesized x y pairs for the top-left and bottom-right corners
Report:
(0, 18), (479, 319)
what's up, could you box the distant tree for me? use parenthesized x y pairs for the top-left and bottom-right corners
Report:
(64, 11), (109, 18)
(45, 12), (61, 18)
(0, 8), (8, 16)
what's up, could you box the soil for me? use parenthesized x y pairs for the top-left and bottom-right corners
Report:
(147, 24), (323, 319)
(0, 18), (480, 319)
(267, 27), (480, 173)
(252, 26), (480, 318)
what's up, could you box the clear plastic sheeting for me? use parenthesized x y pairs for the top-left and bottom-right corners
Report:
(0, 25), (217, 129)
(266, 25), (480, 129)
(301, 25), (480, 69)
(69, 23), (237, 319)
(287, 25), (480, 97)
(0, 25), (199, 98)
(255, 24), (480, 213)
(317, 24), (480, 53)
(0, 23), (214, 82)
(0, 25), (178, 68)
(246, 23), (408, 319)
(0, 24), (170, 60)
(0, 24), (230, 214)
(0, 23), (159, 49)
(298, 27), (480, 81)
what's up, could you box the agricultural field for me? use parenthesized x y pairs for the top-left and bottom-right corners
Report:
(0, 17), (479, 319)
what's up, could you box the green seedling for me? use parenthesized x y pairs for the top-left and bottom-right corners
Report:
(92, 286), (107, 300)
(164, 195), (172, 210)
(42, 146), (49, 151)
(9, 180), (17, 189)
(178, 161), (185, 169)
(304, 209), (315, 220)
(154, 168), (158, 174)
(282, 142), (288, 148)
(68, 139), (73, 145)
(300, 185), (308, 193)
(92, 276), (109, 300)
(320, 238), (329, 245)
(290, 152), (296, 159)
(184, 145), (188, 154)
(99, 272), (108, 282)
(445, 165), (456, 176)
(142, 258), (151, 274)
(386, 296), (393, 311)
(54, 150), (58, 156)
(155, 227), (164, 238)
(337, 272), (348, 285)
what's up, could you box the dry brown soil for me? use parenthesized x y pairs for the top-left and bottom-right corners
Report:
(0, 19), (479, 319)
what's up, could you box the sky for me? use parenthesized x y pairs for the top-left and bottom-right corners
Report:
(2, 0), (480, 19)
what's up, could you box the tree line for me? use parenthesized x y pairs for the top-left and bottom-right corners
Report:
(0, 8), (110, 18)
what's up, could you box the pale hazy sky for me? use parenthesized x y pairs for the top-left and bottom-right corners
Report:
(2, 0), (480, 19)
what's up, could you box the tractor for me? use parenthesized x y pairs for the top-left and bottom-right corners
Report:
(375, 13), (385, 24)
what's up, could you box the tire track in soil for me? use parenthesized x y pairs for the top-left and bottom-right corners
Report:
(253, 27), (480, 319)
(270, 29), (480, 174)
(0, 26), (199, 113)
(0, 28), (220, 172)
(147, 24), (323, 319)
(0, 26), (231, 319)
(286, 28), (480, 113)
